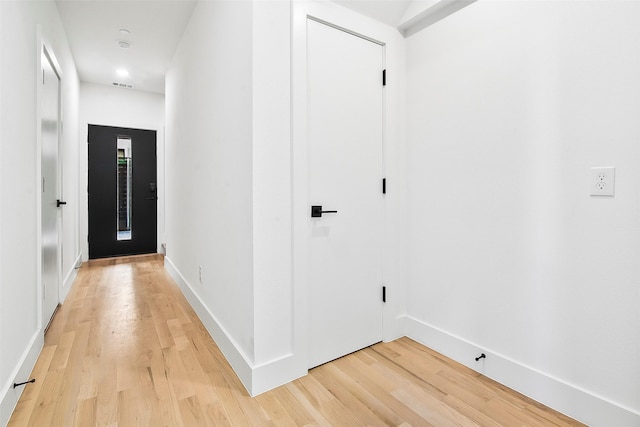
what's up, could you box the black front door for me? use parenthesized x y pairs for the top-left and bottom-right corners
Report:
(88, 124), (157, 259)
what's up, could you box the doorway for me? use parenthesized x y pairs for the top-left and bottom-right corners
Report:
(88, 125), (157, 259)
(41, 46), (62, 329)
(307, 19), (385, 368)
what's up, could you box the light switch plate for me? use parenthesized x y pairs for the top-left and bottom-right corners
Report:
(591, 167), (615, 196)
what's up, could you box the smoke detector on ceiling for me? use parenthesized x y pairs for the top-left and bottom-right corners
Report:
(113, 82), (134, 89)
(117, 40), (131, 49)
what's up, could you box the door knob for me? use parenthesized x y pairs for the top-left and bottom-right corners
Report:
(56, 199), (67, 207)
(311, 205), (338, 218)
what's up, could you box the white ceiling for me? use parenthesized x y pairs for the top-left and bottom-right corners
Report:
(55, 0), (417, 95)
(56, 0), (197, 94)
(333, 0), (413, 27)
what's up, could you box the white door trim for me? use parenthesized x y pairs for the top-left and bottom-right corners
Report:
(306, 18), (385, 367)
(291, 0), (406, 375)
(37, 32), (64, 333)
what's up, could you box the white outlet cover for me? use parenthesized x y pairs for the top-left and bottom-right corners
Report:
(590, 167), (615, 196)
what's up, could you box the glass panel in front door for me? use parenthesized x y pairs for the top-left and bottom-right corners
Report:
(117, 137), (132, 241)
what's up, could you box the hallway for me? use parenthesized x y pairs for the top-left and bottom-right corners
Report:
(7, 256), (581, 426)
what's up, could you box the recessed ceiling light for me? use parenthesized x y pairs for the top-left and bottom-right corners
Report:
(116, 68), (129, 78)
(118, 40), (131, 49)
(119, 28), (130, 36)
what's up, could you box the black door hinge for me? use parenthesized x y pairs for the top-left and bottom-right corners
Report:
(382, 286), (386, 303)
(382, 69), (386, 86)
(382, 178), (386, 194)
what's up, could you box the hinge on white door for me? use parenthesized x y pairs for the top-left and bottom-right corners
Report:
(382, 69), (386, 86)
(382, 178), (386, 194)
(382, 286), (386, 303)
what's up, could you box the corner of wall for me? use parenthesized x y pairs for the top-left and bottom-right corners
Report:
(59, 253), (81, 303)
(398, 0), (478, 37)
(251, 353), (305, 397)
(163, 256), (254, 393)
(164, 256), (305, 397)
(404, 316), (640, 426)
(0, 331), (43, 426)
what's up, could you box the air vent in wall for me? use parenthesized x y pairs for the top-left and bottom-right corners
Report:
(112, 82), (134, 89)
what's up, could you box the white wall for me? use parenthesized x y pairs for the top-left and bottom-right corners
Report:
(78, 82), (165, 261)
(164, 0), (406, 395)
(405, 1), (640, 425)
(251, 0), (295, 386)
(164, 0), (256, 389)
(0, 5), (4, 414)
(165, 0), (299, 394)
(0, 1), (80, 424)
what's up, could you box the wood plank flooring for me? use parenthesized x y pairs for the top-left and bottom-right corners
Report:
(8, 255), (584, 426)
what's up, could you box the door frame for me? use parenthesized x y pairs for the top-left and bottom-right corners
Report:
(305, 17), (385, 368)
(80, 119), (165, 263)
(291, 2), (406, 377)
(36, 37), (63, 332)
(87, 124), (158, 259)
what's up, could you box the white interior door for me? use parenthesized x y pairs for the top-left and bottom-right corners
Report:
(307, 19), (384, 368)
(41, 49), (61, 330)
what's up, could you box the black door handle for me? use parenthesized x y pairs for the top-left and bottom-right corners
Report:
(311, 205), (338, 218)
(56, 200), (67, 207)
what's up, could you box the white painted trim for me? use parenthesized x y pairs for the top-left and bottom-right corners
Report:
(0, 0), (3, 397)
(36, 25), (45, 335)
(307, 15), (384, 45)
(79, 85), (166, 263)
(164, 256), (253, 393)
(382, 314), (405, 344)
(291, 0), (311, 379)
(292, 0), (406, 375)
(37, 30), (65, 332)
(164, 256), (303, 396)
(398, 0), (478, 37)
(404, 315), (640, 427)
(60, 253), (81, 302)
(252, 353), (303, 396)
(0, 331), (43, 426)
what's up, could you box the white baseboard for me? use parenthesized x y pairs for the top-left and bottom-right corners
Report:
(252, 352), (304, 396)
(60, 253), (82, 303)
(164, 256), (304, 396)
(383, 314), (406, 344)
(0, 331), (44, 426)
(403, 315), (640, 427)
(164, 256), (253, 392)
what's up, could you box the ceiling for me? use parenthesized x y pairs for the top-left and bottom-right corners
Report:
(333, 0), (413, 27)
(56, 0), (413, 95)
(56, 0), (197, 94)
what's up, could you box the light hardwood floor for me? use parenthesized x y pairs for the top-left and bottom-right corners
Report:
(9, 255), (584, 426)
